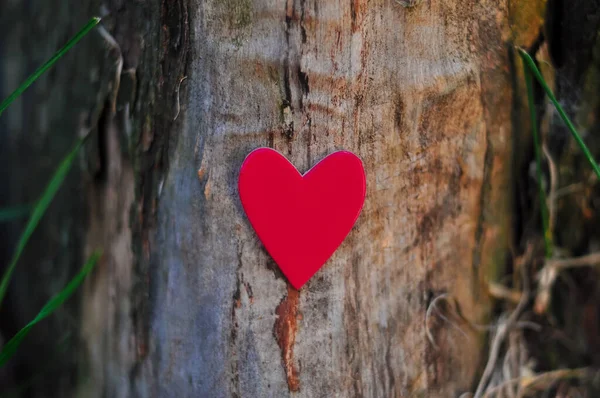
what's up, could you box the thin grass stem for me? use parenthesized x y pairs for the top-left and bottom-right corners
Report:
(523, 60), (552, 258)
(0, 137), (87, 307)
(518, 48), (600, 181)
(0, 251), (101, 367)
(0, 17), (100, 117)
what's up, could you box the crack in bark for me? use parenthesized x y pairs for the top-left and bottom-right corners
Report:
(274, 286), (301, 392)
(130, 0), (191, 387)
(470, 85), (492, 299)
(282, 0), (296, 145)
(281, 0), (310, 142)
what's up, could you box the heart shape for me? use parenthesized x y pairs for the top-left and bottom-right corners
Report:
(238, 148), (366, 289)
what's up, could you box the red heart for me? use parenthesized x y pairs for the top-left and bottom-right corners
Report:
(238, 148), (366, 289)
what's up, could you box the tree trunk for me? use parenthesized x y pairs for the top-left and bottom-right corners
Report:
(0, 0), (517, 397)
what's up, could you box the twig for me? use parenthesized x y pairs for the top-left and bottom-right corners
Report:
(510, 331), (523, 397)
(482, 368), (593, 398)
(517, 368), (593, 398)
(502, 347), (517, 398)
(488, 283), (522, 305)
(535, 251), (600, 313)
(515, 321), (541, 332)
(96, 25), (123, 114)
(546, 251), (600, 270)
(474, 259), (531, 398)
(425, 295), (445, 348)
(174, 76), (188, 121)
(551, 183), (584, 200)
(543, 144), (558, 234)
(425, 294), (469, 348)
(534, 265), (556, 314)
(484, 377), (520, 398)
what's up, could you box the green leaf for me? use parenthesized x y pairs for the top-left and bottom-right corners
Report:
(523, 62), (552, 258)
(0, 17), (100, 117)
(0, 204), (32, 223)
(0, 137), (86, 307)
(0, 251), (101, 367)
(518, 48), (600, 181)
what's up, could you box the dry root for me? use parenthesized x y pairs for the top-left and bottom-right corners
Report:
(427, 243), (600, 397)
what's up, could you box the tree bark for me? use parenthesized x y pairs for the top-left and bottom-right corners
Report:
(0, 0), (517, 397)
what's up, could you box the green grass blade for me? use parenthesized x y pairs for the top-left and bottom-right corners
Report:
(523, 64), (553, 258)
(0, 137), (86, 307)
(518, 48), (600, 180)
(0, 204), (32, 222)
(0, 251), (101, 367)
(0, 17), (100, 117)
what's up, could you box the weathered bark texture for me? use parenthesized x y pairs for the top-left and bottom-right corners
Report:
(0, 0), (522, 397)
(145, 1), (514, 396)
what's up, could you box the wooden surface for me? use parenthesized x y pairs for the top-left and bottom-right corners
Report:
(146, 1), (513, 396)
(0, 0), (517, 396)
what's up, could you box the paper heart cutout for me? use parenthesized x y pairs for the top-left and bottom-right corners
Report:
(238, 148), (366, 289)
